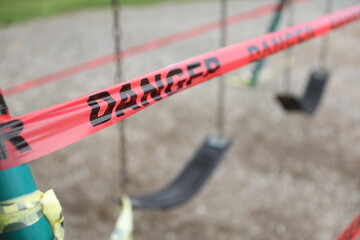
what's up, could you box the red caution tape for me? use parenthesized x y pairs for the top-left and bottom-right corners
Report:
(3, 0), (309, 96)
(0, 4), (359, 170)
(0, 91), (10, 121)
(0, 90), (11, 122)
(337, 215), (360, 240)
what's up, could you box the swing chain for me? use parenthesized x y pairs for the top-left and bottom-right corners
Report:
(111, 0), (128, 191)
(217, 0), (227, 138)
(318, 0), (333, 70)
(111, 0), (122, 82)
(282, 0), (294, 92)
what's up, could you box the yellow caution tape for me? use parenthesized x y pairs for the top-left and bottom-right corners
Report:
(109, 195), (133, 240)
(0, 189), (64, 240)
(41, 190), (64, 240)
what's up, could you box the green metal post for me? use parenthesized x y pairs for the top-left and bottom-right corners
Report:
(0, 92), (54, 240)
(250, 0), (290, 86)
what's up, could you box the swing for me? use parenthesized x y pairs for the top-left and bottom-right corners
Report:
(109, 2), (231, 238)
(130, 136), (231, 209)
(276, 0), (332, 115)
(112, 0), (231, 211)
(129, 0), (232, 210)
(276, 70), (330, 114)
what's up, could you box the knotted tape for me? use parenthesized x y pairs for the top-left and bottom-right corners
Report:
(0, 189), (64, 240)
(109, 195), (133, 240)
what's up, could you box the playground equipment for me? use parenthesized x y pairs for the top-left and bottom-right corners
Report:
(276, 0), (333, 114)
(108, 0), (231, 237)
(111, 0), (232, 211)
(0, 1), (359, 239)
(0, 92), (63, 240)
(130, 136), (230, 209)
(276, 70), (330, 113)
(249, 0), (291, 86)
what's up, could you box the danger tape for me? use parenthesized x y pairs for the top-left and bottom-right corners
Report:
(0, 90), (10, 121)
(0, 4), (359, 170)
(3, 0), (309, 96)
(337, 215), (360, 240)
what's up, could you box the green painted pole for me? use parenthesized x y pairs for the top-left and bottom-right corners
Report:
(250, 0), (290, 86)
(0, 92), (54, 240)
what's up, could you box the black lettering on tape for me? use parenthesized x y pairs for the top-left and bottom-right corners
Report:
(165, 68), (184, 95)
(304, 26), (315, 38)
(286, 32), (295, 47)
(246, 25), (316, 63)
(276, 35), (285, 51)
(262, 41), (272, 57)
(329, 17), (338, 29)
(87, 92), (116, 127)
(186, 62), (203, 86)
(271, 37), (280, 52)
(204, 57), (221, 77)
(247, 46), (261, 61)
(115, 83), (141, 117)
(0, 120), (31, 160)
(0, 94), (9, 116)
(295, 28), (306, 42)
(140, 74), (164, 106)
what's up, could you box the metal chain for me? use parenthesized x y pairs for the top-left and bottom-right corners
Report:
(112, 0), (122, 82)
(282, 0), (294, 92)
(217, 0), (227, 138)
(111, 0), (128, 192)
(318, 0), (333, 70)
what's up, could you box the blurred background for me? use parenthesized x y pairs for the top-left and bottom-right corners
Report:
(0, 0), (189, 25)
(1, 0), (360, 239)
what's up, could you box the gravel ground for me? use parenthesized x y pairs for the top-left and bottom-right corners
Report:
(1, 0), (360, 239)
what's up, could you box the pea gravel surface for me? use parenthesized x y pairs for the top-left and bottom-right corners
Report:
(1, 0), (360, 239)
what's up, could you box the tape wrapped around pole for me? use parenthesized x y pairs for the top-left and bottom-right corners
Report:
(0, 3), (359, 170)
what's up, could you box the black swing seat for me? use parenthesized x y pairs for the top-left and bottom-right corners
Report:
(129, 136), (231, 210)
(276, 69), (330, 114)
